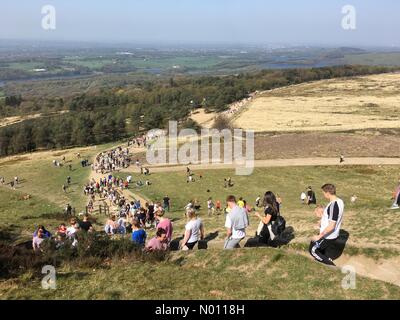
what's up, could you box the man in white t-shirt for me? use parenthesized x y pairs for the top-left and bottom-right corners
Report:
(224, 195), (249, 250)
(309, 184), (344, 266)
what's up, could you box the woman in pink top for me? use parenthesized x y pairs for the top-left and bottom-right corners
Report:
(155, 206), (173, 243)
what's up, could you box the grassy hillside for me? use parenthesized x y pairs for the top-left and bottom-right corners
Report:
(234, 73), (400, 132)
(0, 143), (117, 239)
(1, 143), (400, 299)
(1, 248), (400, 300)
(124, 165), (400, 249)
(3, 148), (400, 249)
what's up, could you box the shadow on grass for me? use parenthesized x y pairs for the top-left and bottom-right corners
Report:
(244, 226), (296, 248)
(170, 236), (183, 251)
(0, 225), (20, 242)
(198, 231), (219, 250)
(170, 231), (219, 251)
(21, 211), (69, 221)
(16, 240), (32, 250)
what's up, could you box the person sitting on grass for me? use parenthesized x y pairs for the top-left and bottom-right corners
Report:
(56, 223), (67, 236)
(255, 191), (280, 246)
(33, 225), (51, 239)
(145, 228), (168, 251)
(136, 207), (147, 227)
(67, 218), (79, 236)
(306, 186), (317, 205)
(309, 184), (345, 266)
(105, 215), (124, 235)
(181, 209), (204, 251)
(300, 191), (307, 204)
(155, 206), (173, 245)
(131, 219), (147, 247)
(224, 195), (249, 250)
(32, 227), (47, 252)
(55, 233), (67, 249)
(79, 214), (94, 233)
(67, 217), (80, 246)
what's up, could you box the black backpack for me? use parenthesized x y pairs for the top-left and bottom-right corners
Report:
(272, 213), (286, 236)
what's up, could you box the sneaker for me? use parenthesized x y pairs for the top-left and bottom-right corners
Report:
(390, 204), (399, 210)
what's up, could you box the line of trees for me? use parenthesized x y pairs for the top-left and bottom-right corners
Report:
(0, 65), (397, 156)
(0, 111), (126, 156)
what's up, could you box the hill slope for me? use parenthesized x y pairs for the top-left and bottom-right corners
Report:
(234, 73), (400, 132)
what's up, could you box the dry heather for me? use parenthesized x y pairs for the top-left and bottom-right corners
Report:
(189, 109), (216, 128)
(234, 73), (400, 132)
(0, 111), (69, 129)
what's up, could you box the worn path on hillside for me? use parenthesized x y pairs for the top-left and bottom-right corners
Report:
(88, 146), (149, 215)
(118, 157), (400, 174)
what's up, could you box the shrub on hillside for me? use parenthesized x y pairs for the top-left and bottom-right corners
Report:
(212, 115), (234, 131)
(0, 232), (168, 280)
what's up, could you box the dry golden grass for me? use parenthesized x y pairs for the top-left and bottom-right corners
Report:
(189, 109), (216, 128)
(234, 73), (400, 132)
(0, 111), (69, 128)
(0, 114), (42, 128)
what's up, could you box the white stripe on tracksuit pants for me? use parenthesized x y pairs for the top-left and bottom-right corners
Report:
(309, 238), (336, 266)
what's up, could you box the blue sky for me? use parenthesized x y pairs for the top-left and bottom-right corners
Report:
(1, 0), (399, 46)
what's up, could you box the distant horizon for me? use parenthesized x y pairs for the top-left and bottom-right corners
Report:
(1, 38), (400, 51)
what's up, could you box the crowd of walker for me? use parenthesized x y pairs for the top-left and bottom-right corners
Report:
(2, 140), (400, 268)
(93, 146), (132, 174)
(31, 179), (346, 266)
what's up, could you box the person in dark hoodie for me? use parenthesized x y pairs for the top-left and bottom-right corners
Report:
(224, 195), (249, 249)
(306, 186), (317, 205)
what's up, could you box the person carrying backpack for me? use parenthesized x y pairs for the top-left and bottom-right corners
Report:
(255, 191), (286, 246)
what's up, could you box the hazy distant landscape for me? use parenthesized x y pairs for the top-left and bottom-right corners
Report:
(1, 41), (400, 83)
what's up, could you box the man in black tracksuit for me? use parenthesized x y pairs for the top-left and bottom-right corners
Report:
(309, 184), (344, 266)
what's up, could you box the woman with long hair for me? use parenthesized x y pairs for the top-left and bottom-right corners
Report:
(255, 191), (280, 245)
